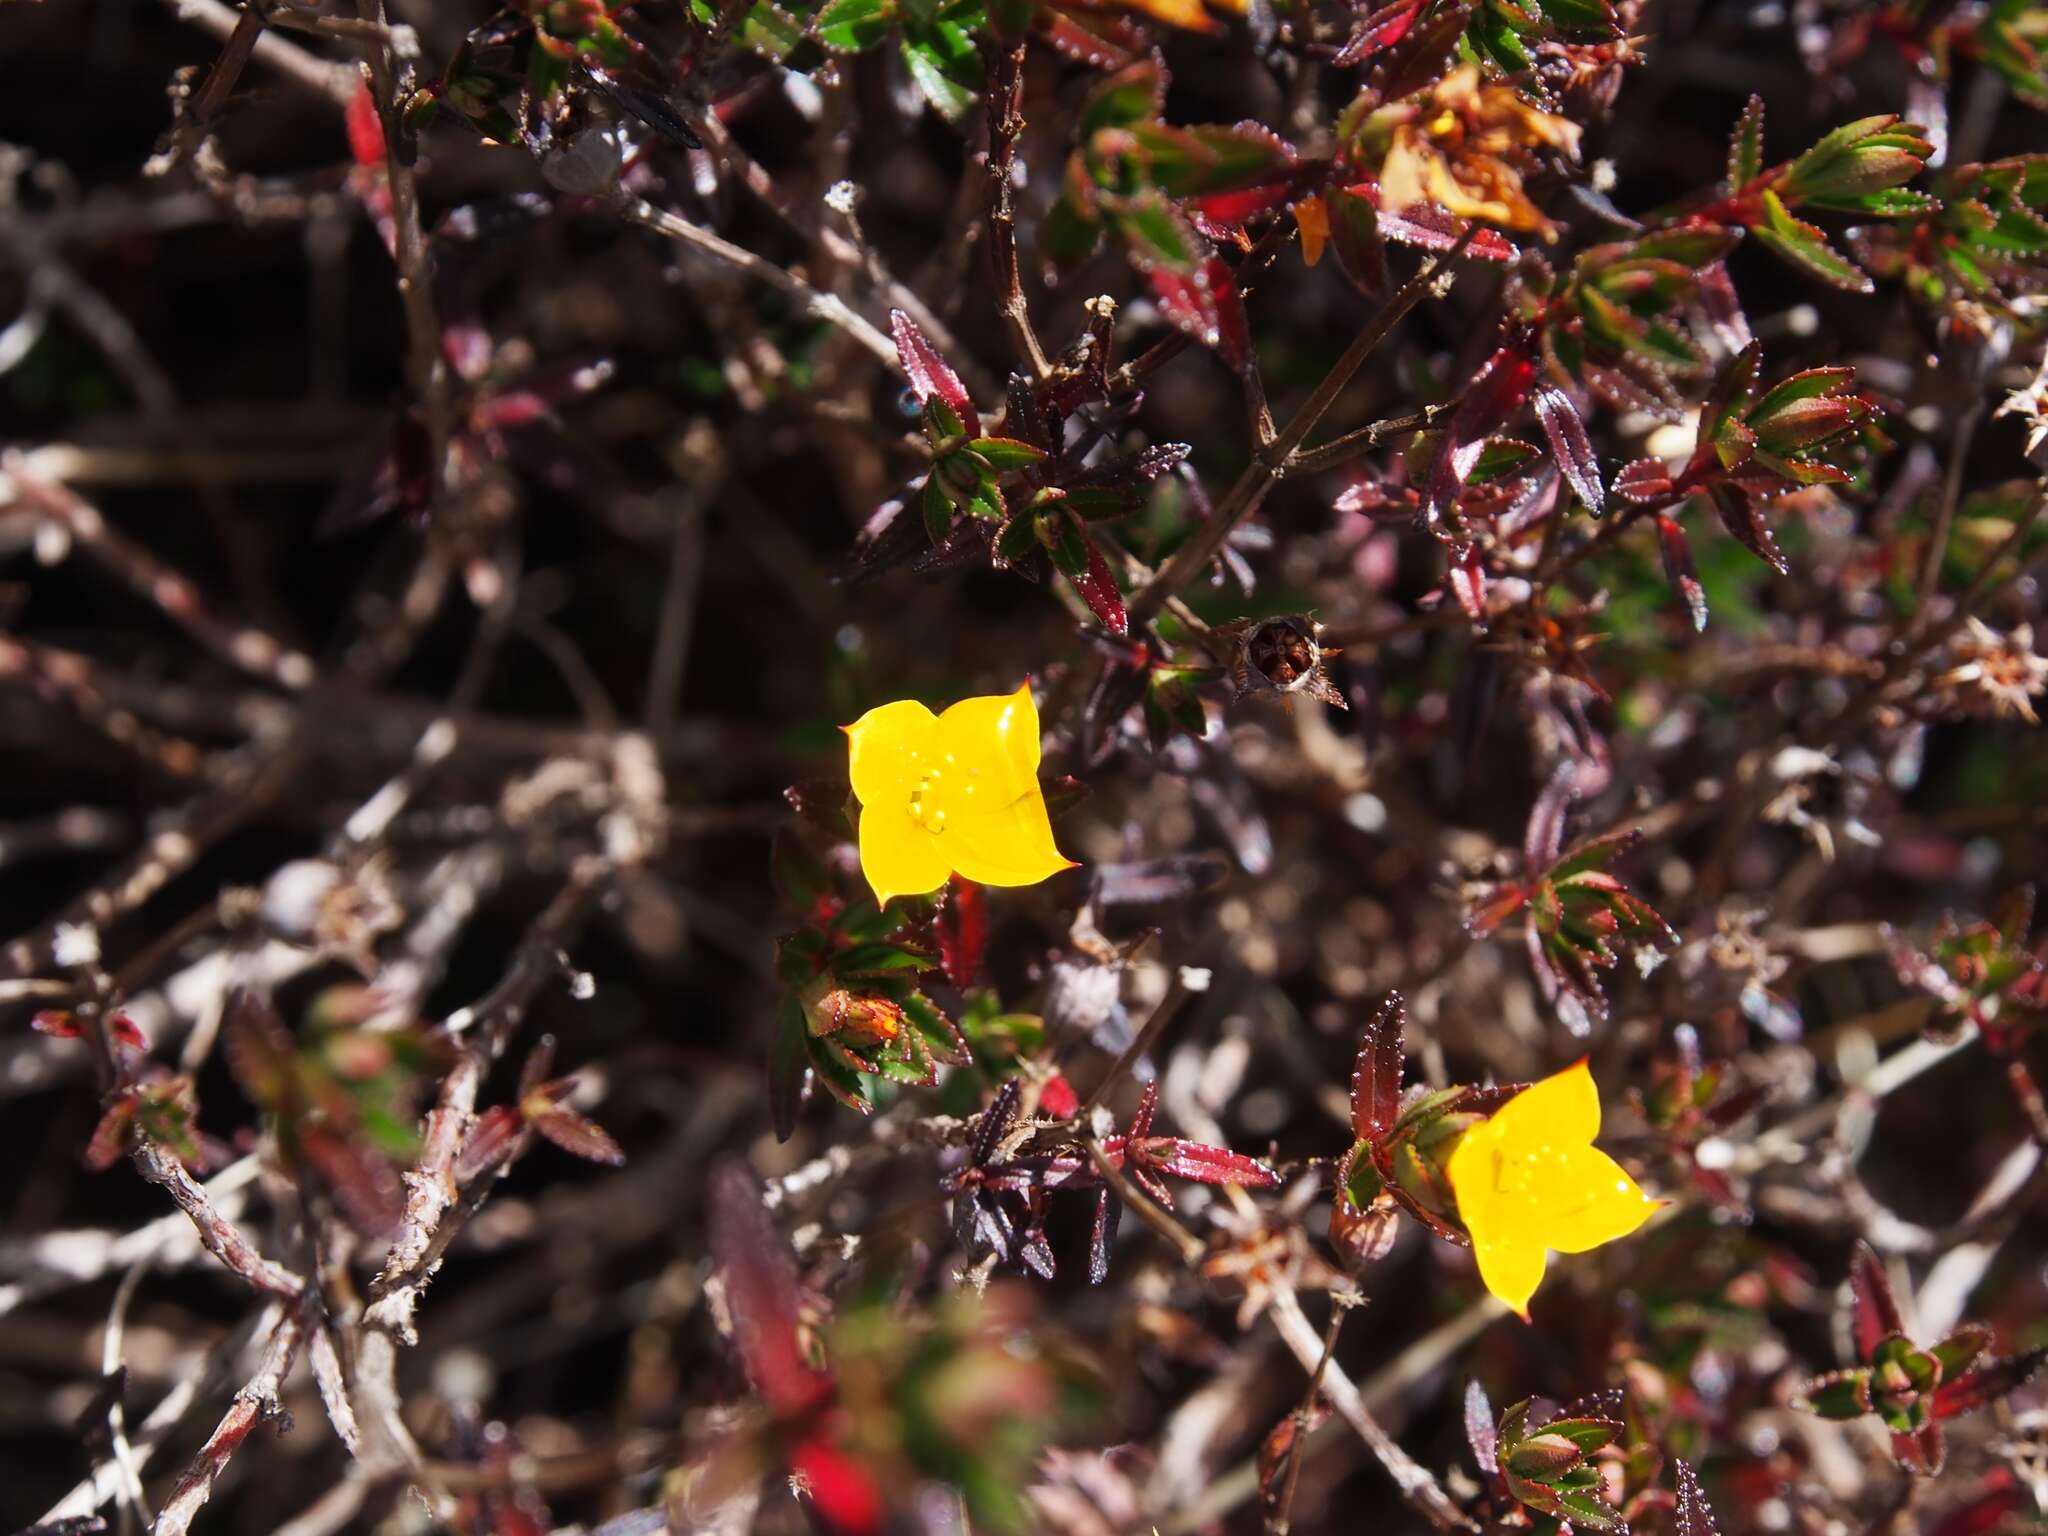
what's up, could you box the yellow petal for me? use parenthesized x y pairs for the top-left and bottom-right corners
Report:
(1445, 1062), (1655, 1317)
(857, 801), (951, 907)
(936, 683), (1042, 798)
(1467, 1204), (1547, 1320)
(1542, 1145), (1660, 1254)
(949, 783), (1073, 889)
(1488, 1058), (1601, 1148)
(846, 699), (941, 809)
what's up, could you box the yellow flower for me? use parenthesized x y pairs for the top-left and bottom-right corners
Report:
(1444, 1059), (1660, 1319)
(844, 683), (1077, 907)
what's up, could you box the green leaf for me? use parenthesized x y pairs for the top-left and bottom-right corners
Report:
(1506, 1433), (1587, 1482)
(832, 942), (936, 978)
(1080, 60), (1164, 139)
(968, 436), (1048, 469)
(1112, 122), (1296, 200)
(1752, 188), (1873, 291)
(1040, 196), (1104, 269)
(815, 0), (898, 49)
(734, 0), (806, 59)
(1749, 366), (1855, 420)
(1115, 191), (1205, 274)
(923, 475), (956, 543)
(770, 996), (812, 1140)
(1631, 225), (1743, 267)
(901, 29), (978, 121)
(1541, 1417), (1623, 1455)
(1728, 94), (1765, 190)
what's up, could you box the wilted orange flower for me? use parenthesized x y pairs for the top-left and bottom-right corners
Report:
(844, 684), (1076, 907)
(1102, 0), (1245, 32)
(1445, 1059), (1660, 1318)
(1294, 194), (1330, 267)
(1376, 65), (1581, 237)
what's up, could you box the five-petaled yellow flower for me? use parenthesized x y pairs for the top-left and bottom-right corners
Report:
(845, 683), (1076, 907)
(1445, 1060), (1660, 1319)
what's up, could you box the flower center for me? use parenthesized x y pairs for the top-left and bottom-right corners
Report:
(905, 752), (981, 834)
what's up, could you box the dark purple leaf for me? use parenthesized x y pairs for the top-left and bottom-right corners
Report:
(1533, 384), (1605, 515)
(1465, 1378), (1498, 1474)
(972, 1078), (1024, 1167)
(1674, 1459), (1721, 1536)
(1352, 992), (1406, 1141)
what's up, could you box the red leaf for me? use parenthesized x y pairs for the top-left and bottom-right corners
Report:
(1850, 1241), (1906, 1360)
(1147, 257), (1250, 374)
(1039, 1072), (1079, 1119)
(790, 1437), (884, 1536)
(1071, 523), (1129, 636)
(939, 877), (987, 988)
(1893, 1420), (1946, 1476)
(1335, 0), (1429, 63)
(1696, 259), (1753, 352)
(1345, 181), (1519, 262)
(85, 1098), (136, 1171)
(1351, 992), (1406, 1141)
(708, 1160), (832, 1421)
(1655, 514), (1709, 631)
(1709, 480), (1789, 574)
(107, 1012), (148, 1051)
(889, 309), (980, 437)
(1932, 1348), (2046, 1420)
(529, 1104), (626, 1166)
(31, 1010), (83, 1038)
(1133, 1137), (1279, 1186)
(1210, 261), (1252, 375)
(1614, 457), (1675, 505)
(1129, 1078), (1159, 1139)
(1533, 384), (1604, 515)
(346, 83), (386, 169)
(1426, 339), (1539, 525)
(1447, 544), (1487, 624)
(1524, 763), (1577, 870)
(1194, 184), (1295, 228)
(456, 1104), (525, 1183)
(298, 1124), (406, 1234)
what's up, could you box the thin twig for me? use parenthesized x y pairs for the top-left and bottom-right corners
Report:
(621, 199), (900, 372)
(153, 1308), (306, 1536)
(1267, 1285), (1477, 1531)
(1126, 228), (1480, 629)
(2, 456), (318, 691)
(985, 40), (1050, 379)
(1084, 1135), (1206, 1266)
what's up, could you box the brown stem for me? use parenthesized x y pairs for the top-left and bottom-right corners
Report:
(986, 40), (1051, 380)
(153, 1308), (305, 1536)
